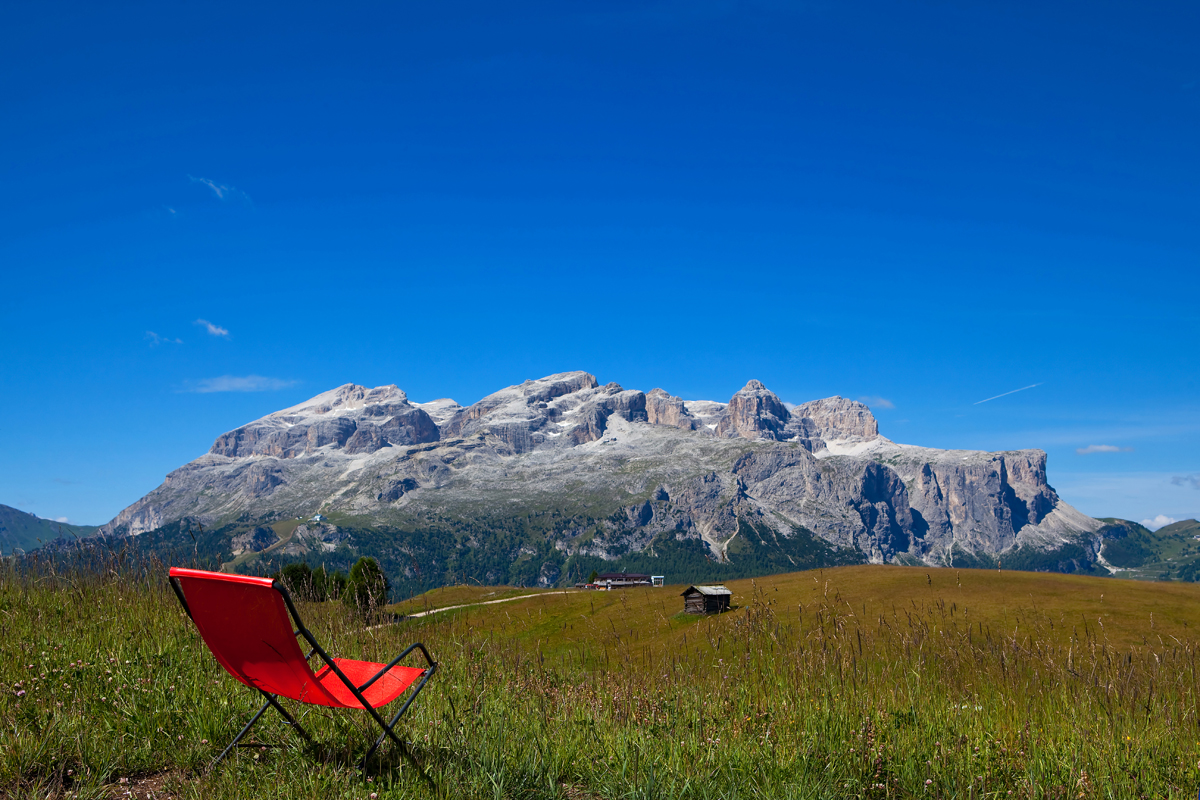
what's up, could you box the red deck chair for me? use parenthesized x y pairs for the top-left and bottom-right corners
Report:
(168, 567), (437, 773)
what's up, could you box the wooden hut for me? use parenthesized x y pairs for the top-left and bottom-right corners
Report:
(681, 585), (732, 615)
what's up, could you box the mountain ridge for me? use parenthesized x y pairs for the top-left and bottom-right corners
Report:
(83, 370), (1123, 588)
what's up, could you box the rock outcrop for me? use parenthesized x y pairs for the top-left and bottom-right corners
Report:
(716, 380), (790, 440)
(231, 525), (278, 555)
(645, 389), (699, 430)
(787, 396), (879, 443)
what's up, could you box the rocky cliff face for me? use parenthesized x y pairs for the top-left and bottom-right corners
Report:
(99, 371), (1102, 580)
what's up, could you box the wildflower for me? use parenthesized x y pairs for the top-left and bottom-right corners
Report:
(201, 739), (208, 744)
(16, 690), (24, 697)
(926, 779), (933, 785)
(371, 795), (378, 799)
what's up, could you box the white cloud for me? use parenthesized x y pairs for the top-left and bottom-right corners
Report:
(195, 319), (230, 337)
(1141, 514), (1178, 531)
(145, 331), (182, 346)
(184, 375), (298, 393)
(857, 395), (896, 410)
(188, 175), (252, 204)
(1172, 475), (1200, 490)
(53, 516), (69, 523)
(1076, 444), (1134, 455)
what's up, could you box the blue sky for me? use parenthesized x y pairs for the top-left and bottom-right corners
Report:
(2, 1), (1197, 528)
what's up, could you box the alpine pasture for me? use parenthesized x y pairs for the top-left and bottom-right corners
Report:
(4, 556), (1200, 799)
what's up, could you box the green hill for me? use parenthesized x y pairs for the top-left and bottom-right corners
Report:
(0, 504), (98, 556)
(1097, 517), (1200, 580)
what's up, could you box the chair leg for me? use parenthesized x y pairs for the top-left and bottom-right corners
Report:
(210, 698), (271, 770)
(360, 670), (433, 766)
(260, 691), (313, 743)
(357, 696), (435, 788)
(208, 691), (313, 772)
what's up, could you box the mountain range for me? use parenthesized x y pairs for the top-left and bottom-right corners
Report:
(61, 370), (1159, 591)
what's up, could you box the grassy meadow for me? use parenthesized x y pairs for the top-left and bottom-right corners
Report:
(4, 555), (1200, 799)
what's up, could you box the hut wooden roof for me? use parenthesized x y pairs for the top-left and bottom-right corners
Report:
(680, 585), (732, 597)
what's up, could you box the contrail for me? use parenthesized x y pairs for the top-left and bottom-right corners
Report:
(974, 383), (1042, 405)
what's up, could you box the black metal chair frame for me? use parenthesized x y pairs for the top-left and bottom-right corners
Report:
(169, 576), (437, 778)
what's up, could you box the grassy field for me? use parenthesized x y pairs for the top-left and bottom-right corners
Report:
(390, 565), (1200, 653)
(5, 555), (1200, 799)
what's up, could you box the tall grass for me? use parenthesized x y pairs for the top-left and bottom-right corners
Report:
(2, 551), (1198, 798)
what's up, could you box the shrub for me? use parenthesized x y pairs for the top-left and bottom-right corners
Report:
(279, 562), (316, 600)
(275, 563), (348, 602)
(343, 556), (389, 615)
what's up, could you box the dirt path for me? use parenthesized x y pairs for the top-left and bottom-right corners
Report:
(399, 590), (572, 619)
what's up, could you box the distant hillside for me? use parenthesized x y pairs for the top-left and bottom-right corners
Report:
(1096, 518), (1200, 581)
(0, 505), (98, 556)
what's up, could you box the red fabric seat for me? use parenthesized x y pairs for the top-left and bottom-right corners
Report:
(168, 566), (437, 775)
(314, 659), (426, 709)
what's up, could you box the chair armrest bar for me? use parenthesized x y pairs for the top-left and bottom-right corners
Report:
(382, 661), (437, 722)
(356, 642), (438, 693)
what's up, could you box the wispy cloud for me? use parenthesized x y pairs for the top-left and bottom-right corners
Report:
(974, 383), (1042, 405)
(188, 175), (252, 204)
(183, 375), (298, 393)
(1141, 514), (1178, 531)
(1076, 444), (1134, 455)
(857, 395), (895, 410)
(194, 319), (229, 338)
(145, 331), (182, 346)
(1172, 475), (1200, 490)
(53, 516), (70, 523)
